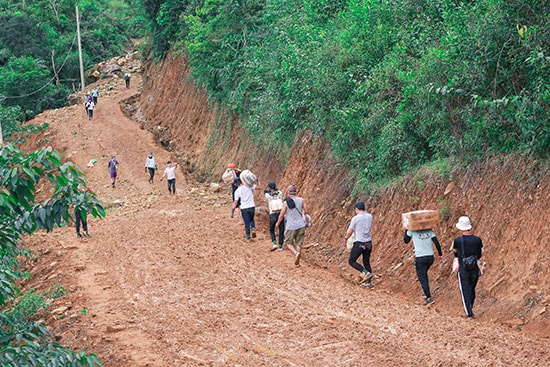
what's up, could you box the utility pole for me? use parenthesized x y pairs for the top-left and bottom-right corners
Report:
(76, 6), (85, 91)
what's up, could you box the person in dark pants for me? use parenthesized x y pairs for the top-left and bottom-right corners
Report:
(144, 151), (157, 183)
(75, 207), (89, 238)
(264, 181), (285, 251)
(74, 184), (91, 238)
(231, 178), (261, 241)
(344, 201), (374, 288)
(124, 72), (131, 88)
(404, 229), (443, 305)
(160, 160), (178, 194)
(453, 216), (483, 318)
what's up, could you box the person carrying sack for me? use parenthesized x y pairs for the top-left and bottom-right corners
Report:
(452, 216), (483, 318)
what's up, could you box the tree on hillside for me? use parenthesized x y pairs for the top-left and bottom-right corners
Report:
(0, 143), (104, 366)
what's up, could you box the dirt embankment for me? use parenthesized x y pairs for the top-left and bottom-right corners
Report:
(139, 53), (549, 334)
(17, 51), (548, 367)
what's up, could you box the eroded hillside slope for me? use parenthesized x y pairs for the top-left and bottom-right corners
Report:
(139, 54), (549, 334)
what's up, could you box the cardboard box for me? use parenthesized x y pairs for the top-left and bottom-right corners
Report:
(402, 210), (440, 231)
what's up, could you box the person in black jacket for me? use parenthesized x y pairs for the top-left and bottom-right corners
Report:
(452, 216), (483, 318)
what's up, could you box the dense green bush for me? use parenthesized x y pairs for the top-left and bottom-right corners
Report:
(0, 144), (105, 366)
(142, 0), (549, 188)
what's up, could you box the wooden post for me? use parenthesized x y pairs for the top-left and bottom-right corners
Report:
(76, 6), (85, 91)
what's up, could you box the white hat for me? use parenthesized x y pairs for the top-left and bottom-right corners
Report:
(456, 216), (472, 231)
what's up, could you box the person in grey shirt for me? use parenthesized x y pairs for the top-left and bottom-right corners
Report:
(344, 202), (374, 288)
(275, 185), (307, 267)
(404, 228), (442, 305)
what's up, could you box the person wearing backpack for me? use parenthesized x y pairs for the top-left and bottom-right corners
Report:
(275, 185), (308, 267)
(264, 181), (284, 251)
(452, 216), (483, 318)
(107, 154), (119, 188)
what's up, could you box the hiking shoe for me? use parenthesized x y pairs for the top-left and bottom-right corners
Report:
(294, 252), (301, 266)
(270, 244), (278, 251)
(251, 228), (257, 238)
(361, 271), (373, 282)
(423, 297), (435, 306)
(360, 283), (374, 289)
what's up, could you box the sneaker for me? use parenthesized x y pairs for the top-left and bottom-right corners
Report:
(246, 235), (251, 242)
(76, 233), (83, 238)
(294, 252), (301, 266)
(84, 231), (90, 238)
(423, 297), (435, 306)
(251, 228), (257, 238)
(360, 283), (374, 289)
(270, 244), (278, 251)
(361, 271), (373, 282)
(278, 246), (284, 251)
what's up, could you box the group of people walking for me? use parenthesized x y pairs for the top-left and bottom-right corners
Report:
(83, 89), (98, 120)
(347, 204), (483, 317)
(226, 164), (483, 318)
(227, 164), (308, 267)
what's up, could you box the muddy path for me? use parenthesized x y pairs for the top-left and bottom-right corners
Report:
(22, 73), (549, 367)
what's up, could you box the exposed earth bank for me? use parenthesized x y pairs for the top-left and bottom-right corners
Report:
(21, 53), (549, 366)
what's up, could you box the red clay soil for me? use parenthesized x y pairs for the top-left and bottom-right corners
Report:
(20, 58), (549, 366)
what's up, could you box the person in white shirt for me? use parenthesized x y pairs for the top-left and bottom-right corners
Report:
(160, 160), (178, 194)
(231, 177), (261, 241)
(144, 151), (157, 183)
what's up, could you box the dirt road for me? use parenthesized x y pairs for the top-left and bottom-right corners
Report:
(23, 73), (549, 366)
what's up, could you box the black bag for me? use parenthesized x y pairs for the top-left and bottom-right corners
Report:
(460, 237), (477, 271)
(462, 255), (477, 270)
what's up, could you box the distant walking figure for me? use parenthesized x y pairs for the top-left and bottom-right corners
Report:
(91, 89), (99, 104)
(160, 160), (178, 194)
(84, 93), (92, 114)
(86, 100), (95, 120)
(108, 154), (119, 188)
(124, 72), (131, 88)
(145, 151), (157, 183)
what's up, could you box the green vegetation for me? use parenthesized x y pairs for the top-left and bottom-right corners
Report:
(0, 0), (144, 128)
(141, 0), (549, 189)
(0, 144), (105, 366)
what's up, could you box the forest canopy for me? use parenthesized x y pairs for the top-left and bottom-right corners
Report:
(141, 0), (549, 188)
(0, 0), (144, 134)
